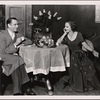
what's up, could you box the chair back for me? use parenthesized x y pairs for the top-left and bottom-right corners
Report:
(0, 59), (3, 95)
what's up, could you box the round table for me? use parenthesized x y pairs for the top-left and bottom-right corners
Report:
(19, 44), (70, 95)
(19, 44), (70, 75)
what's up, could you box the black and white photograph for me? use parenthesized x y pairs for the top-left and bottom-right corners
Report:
(0, 0), (100, 99)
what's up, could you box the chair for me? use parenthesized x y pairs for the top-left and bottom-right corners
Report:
(82, 39), (100, 73)
(82, 39), (96, 62)
(0, 58), (12, 95)
(0, 59), (3, 95)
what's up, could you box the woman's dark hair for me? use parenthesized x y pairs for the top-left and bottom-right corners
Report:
(67, 21), (77, 32)
(6, 17), (17, 27)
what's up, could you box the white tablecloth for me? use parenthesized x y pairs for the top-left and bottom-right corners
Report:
(19, 45), (70, 75)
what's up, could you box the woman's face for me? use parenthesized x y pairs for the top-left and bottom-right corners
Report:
(64, 22), (72, 33)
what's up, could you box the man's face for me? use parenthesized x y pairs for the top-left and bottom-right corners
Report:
(8, 19), (18, 32)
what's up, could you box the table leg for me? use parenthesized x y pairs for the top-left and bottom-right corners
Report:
(32, 74), (54, 95)
(45, 79), (54, 96)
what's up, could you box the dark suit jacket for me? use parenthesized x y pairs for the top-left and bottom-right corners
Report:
(0, 29), (32, 76)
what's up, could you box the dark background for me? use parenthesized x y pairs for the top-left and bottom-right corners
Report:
(32, 5), (100, 51)
(0, 5), (100, 51)
(0, 5), (5, 30)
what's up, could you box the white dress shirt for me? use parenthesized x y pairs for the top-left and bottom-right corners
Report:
(8, 29), (15, 40)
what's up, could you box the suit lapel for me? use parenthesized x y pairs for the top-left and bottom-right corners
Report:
(4, 30), (14, 44)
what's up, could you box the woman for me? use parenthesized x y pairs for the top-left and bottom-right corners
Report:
(56, 21), (100, 92)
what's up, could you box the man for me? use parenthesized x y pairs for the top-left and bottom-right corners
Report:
(0, 17), (36, 95)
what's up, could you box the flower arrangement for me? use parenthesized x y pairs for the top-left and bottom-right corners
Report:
(38, 35), (54, 48)
(31, 9), (62, 48)
(33, 9), (62, 32)
(34, 32), (54, 48)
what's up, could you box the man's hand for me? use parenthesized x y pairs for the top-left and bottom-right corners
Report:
(21, 37), (25, 41)
(14, 37), (25, 46)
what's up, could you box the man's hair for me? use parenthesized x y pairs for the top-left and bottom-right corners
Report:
(6, 17), (17, 27)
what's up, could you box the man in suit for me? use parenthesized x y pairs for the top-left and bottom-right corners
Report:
(0, 17), (36, 95)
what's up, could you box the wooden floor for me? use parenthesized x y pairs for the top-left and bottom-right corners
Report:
(3, 80), (100, 96)
(2, 62), (100, 96)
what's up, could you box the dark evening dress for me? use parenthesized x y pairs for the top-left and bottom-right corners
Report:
(62, 32), (100, 92)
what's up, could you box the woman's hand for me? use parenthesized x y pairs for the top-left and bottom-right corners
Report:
(92, 50), (99, 58)
(56, 27), (68, 46)
(63, 28), (67, 33)
(56, 32), (68, 46)
(56, 37), (63, 46)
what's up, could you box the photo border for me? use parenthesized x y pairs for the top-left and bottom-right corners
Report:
(0, 0), (100, 100)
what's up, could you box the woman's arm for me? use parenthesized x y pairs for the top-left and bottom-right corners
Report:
(82, 42), (93, 52)
(56, 29), (68, 46)
(82, 41), (99, 58)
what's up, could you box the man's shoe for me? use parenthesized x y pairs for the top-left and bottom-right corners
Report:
(22, 87), (36, 95)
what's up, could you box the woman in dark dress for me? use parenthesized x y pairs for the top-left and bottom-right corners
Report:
(56, 21), (100, 92)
